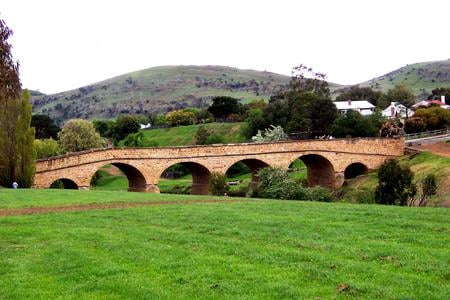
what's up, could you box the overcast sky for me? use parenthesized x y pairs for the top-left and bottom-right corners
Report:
(2, 0), (449, 94)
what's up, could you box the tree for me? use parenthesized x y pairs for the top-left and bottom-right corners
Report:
(380, 83), (415, 112)
(427, 87), (450, 104)
(93, 119), (114, 138)
(374, 159), (416, 206)
(331, 110), (380, 138)
(57, 119), (105, 153)
(0, 19), (35, 187)
(31, 114), (60, 139)
(245, 108), (268, 138)
(165, 110), (197, 127)
(261, 65), (337, 136)
(111, 115), (141, 142)
(410, 174), (437, 207)
(336, 85), (384, 107)
(208, 96), (241, 120)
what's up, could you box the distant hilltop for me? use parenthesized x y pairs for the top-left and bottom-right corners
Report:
(30, 61), (450, 122)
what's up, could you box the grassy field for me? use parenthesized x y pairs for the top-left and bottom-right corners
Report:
(0, 189), (448, 299)
(121, 122), (249, 147)
(343, 151), (450, 206)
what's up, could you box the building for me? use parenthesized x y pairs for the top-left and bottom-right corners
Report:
(382, 102), (410, 118)
(412, 96), (449, 110)
(334, 100), (375, 116)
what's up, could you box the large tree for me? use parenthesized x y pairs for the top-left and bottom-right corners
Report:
(380, 83), (415, 110)
(262, 65), (338, 136)
(208, 96), (241, 120)
(31, 114), (60, 139)
(0, 19), (35, 187)
(57, 119), (105, 153)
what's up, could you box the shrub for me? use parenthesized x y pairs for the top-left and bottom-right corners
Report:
(209, 172), (229, 196)
(404, 117), (427, 134)
(252, 125), (288, 143)
(34, 138), (60, 159)
(374, 159), (416, 206)
(254, 167), (334, 202)
(195, 126), (210, 145)
(206, 135), (224, 144)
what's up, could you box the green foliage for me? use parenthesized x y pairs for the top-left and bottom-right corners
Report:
(379, 120), (402, 137)
(194, 125), (210, 145)
(92, 119), (114, 137)
(31, 114), (60, 139)
(413, 107), (450, 130)
(57, 119), (106, 153)
(123, 132), (145, 147)
(375, 159), (416, 206)
(428, 87), (450, 104)
(331, 110), (381, 137)
(208, 172), (230, 196)
(111, 115), (141, 142)
(34, 138), (60, 159)
(380, 83), (415, 109)
(245, 108), (267, 138)
(14, 91), (36, 188)
(208, 96), (242, 120)
(165, 110), (197, 127)
(205, 134), (224, 144)
(254, 167), (334, 202)
(261, 66), (338, 136)
(414, 174), (437, 207)
(336, 85), (384, 107)
(0, 20), (35, 188)
(252, 125), (288, 142)
(404, 117), (427, 133)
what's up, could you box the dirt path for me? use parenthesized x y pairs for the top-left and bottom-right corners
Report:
(414, 142), (450, 158)
(0, 199), (246, 217)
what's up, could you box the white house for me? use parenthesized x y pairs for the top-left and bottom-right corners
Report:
(334, 100), (375, 116)
(382, 102), (410, 118)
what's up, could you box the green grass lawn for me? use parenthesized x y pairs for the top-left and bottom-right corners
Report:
(0, 189), (448, 299)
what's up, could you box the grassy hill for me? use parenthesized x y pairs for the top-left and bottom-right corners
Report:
(342, 151), (450, 207)
(359, 60), (450, 98)
(0, 189), (448, 298)
(119, 122), (249, 147)
(31, 65), (292, 122)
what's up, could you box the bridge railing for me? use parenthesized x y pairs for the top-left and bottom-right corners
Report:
(404, 128), (450, 141)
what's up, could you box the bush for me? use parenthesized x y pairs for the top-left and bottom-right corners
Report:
(195, 126), (210, 145)
(252, 125), (288, 142)
(34, 138), (60, 159)
(209, 172), (229, 196)
(404, 117), (427, 134)
(254, 167), (334, 202)
(206, 135), (224, 144)
(375, 159), (416, 206)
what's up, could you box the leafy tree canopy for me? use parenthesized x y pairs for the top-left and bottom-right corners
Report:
(31, 114), (60, 139)
(208, 96), (242, 120)
(57, 119), (105, 153)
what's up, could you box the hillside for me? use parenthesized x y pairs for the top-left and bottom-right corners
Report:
(359, 59), (450, 97)
(31, 65), (292, 122)
(342, 151), (450, 207)
(119, 122), (249, 147)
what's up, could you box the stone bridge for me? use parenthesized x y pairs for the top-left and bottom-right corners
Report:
(33, 138), (404, 194)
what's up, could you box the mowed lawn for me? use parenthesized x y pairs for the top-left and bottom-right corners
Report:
(0, 190), (449, 299)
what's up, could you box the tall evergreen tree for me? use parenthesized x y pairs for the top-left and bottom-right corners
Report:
(0, 19), (35, 187)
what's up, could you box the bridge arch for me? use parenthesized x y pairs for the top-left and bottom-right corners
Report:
(50, 178), (78, 189)
(291, 154), (336, 188)
(158, 161), (211, 195)
(344, 162), (368, 179)
(224, 158), (270, 192)
(90, 162), (148, 192)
